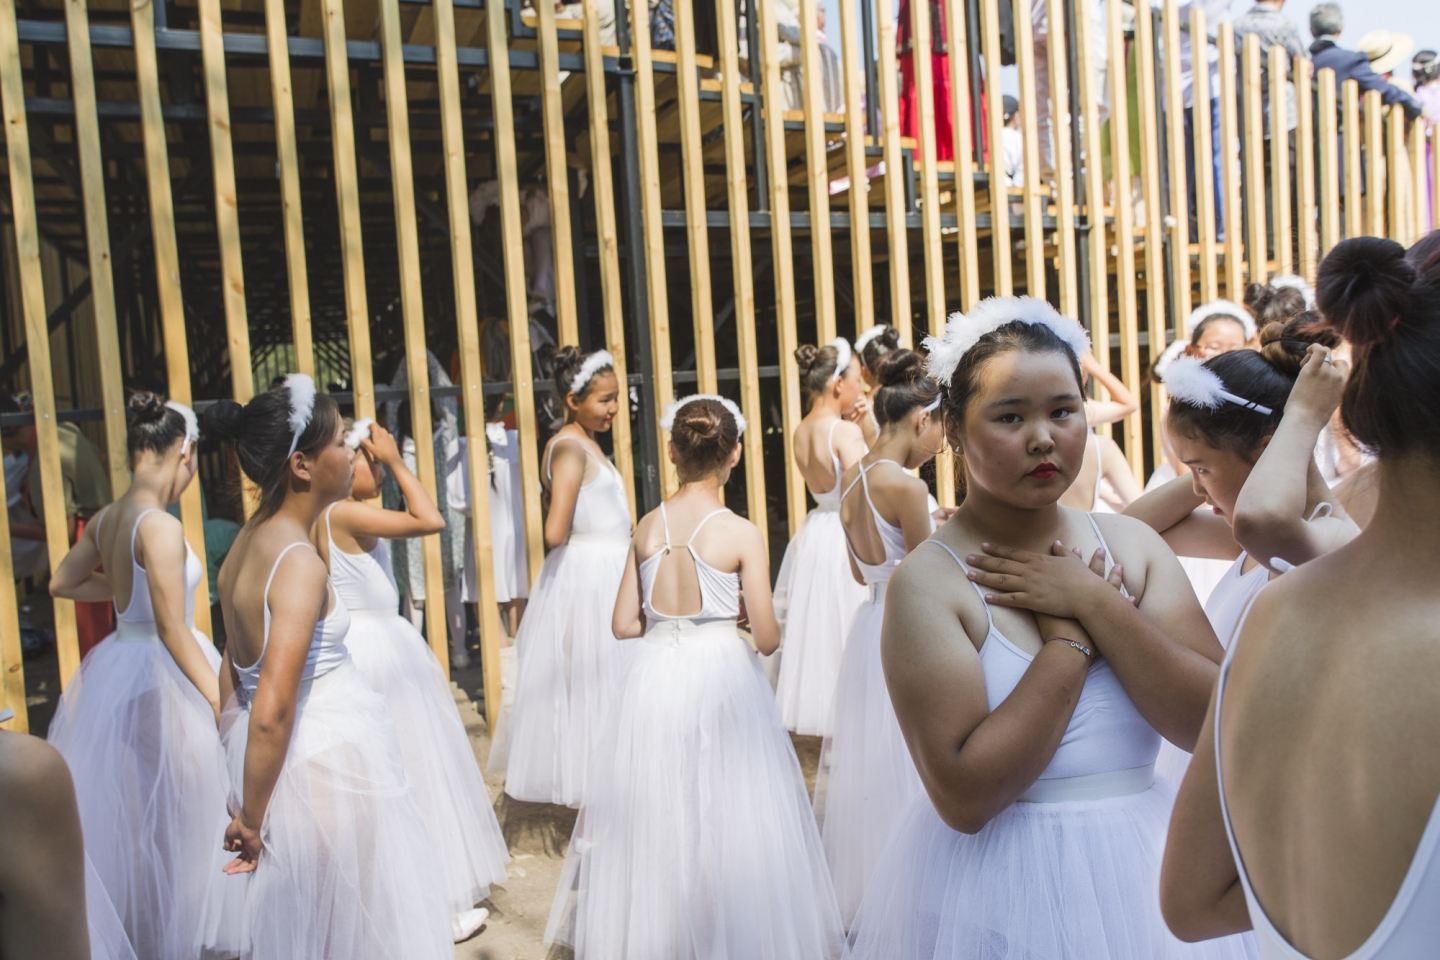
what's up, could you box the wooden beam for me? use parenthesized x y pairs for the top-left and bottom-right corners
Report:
(1046, 0), (1078, 319)
(1433, 121), (1440, 230)
(799, 0), (838, 344)
(1385, 103), (1404, 244)
(981, 0), (1012, 295)
(909, 0), (946, 334)
(1163, 0), (1191, 327)
(1106, 0), (1142, 479)
(266, 0), (313, 376)
(1316, 68), (1340, 257)
(1410, 115), (1427, 246)
(133, 0), (212, 641)
(0, 464), (24, 730)
(433, 0), (505, 729)
(63, 0), (128, 498)
(1240, 34), (1267, 285)
(946, 0), (980, 309)
(1342, 79), (1363, 238)
(536, 0), (580, 345)
(1075, 0), (1112, 437)
(838, 0), (874, 336)
(1363, 89), (1385, 237)
(1294, 57), (1316, 280)
(1191, 7), (1218, 305)
(675, 0), (717, 395)
(1013, 0), (1045, 297)
(1267, 45), (1292, 276)
(1217, 24), (1243, 299)
(1133, 0), (1167, 465)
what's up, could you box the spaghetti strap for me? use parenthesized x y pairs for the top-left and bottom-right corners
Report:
(658, 502), (673, 550)
(685, 508), (730, 546)
(921, 539), (996, 634)
(129, 507), (163, 558)
(826, 418), (842, 458)
(1307, 502), (1334, 521)
(262, 542), (314, 648)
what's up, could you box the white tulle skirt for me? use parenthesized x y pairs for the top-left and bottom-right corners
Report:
(813, 591), (924, 928)
(546, 618), (846, 960)
(86, 853), (139, 960)
(773, 508), (867, 736)
(848, 779), (1259, 960)
(219, 658), (451, 960)
(47, 625), (244, 960)
(345, 609), (509, 912)
(489, 535), (632, 806)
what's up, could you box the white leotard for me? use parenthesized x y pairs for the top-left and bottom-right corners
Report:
(808, 420), (846, 512)
(232, 543), (351, 701)
(322, 505), (401, 614)
(104, 507), (204, 628)
(545, 435), (631, 543)
(638, 504), (739, 622)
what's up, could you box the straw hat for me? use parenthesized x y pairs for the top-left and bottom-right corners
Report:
(1357, 30), (1414, 76)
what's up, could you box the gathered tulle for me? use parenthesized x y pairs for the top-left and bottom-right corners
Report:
(848, 782), (1259, 960)
(345, 610), (509, 912)
(86, 853), (138, 960)
(773, 509), (867, 736)
(814, 597), (924, 927)
(47, 629), (245, 960)
(219, 659), (451, 960)
(490, 536), (632, 806)
(547, 620), (846, 960)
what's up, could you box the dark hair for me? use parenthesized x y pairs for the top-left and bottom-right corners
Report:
(859, 325), (902, 371)
(669, 398), (739, 483)
(1167, 314), (1341, 459)
(126, 391), (189, 462)
(796, 343), (849, 401)
(1244, 283), (1307, 328)
(1149, 309), (1253, 384)
(871, 349), (941, 427)
(1314, 233), (1440, 458)
(202, 380), (343, 521)
(547, 345), (614, 408)
(939, 321), (1084, 429)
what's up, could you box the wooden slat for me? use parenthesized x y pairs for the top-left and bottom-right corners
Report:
(1240, 34), (1267, 285)
(63, 0), (128, 498)
(1217, 24), (1243, 298)
(714, 0), (766, 542)
(264, 0), (314, 376)
(757, 0), (806, 534)
(487, 0), (546, 575)
(800, 0), (837, 344)
(1075, 0), (1112, 437)
(1410, 118), (1426, 245)
(909, 0), (946, 333)
(321, 0), (377, 421)
(537, 0), (580, 346)
(980, 0), (1012, 296)
(1013, 0), (1045, 297)
(1191, 7), (1218, 304)
(1162, 0), (1190, 327)
(838, 0), (874, 337)
(1267, 45), (1292, 276)
(1294, 57), (1317, 280)
(1433, 122), (1440, 230)
(133, 0), (212, 642)
(1342, 79), (1363, 238)
(1364, 89), (1385, 236)
(0, 465), (24, 730)
(1133, 0), (1166, 463)
(581, 0), (637, 519)
(877, 0), (912, 337)
(1106, 0), (1141, 479)
(433, 0), (505, 728)
(945, 0), (980, 309)
(675, 0), (717, 395)
(1317, 68), (1340, 256)
(378, 0), (450, 672)
(1386, 104), (1404, 244)
(1046, 0), (1078, 319)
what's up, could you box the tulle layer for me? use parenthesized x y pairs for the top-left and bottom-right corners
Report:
(345, 610), (509, 911)
(48, 629), (244, 960)
(219, 659), (451, 960)
(547, 620), (846, 960)
(773, 509), (867, 736)
(85, 848), (139, 960)
(490, 536), (632, 806)
(848, 782), (1259, 960)
(813, 597), (924, 927)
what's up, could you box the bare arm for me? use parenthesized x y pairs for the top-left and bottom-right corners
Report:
(611, 539), (645, 639)
(736, 522), (780, 654)
(136, 512), (221, 722)
(544, 440), (588, 549)
(1125, 474), (1242, 561)
(47, 511), (111, 602)
(349, 424), (444, 540)
(895, 473), (937, 553)
(1098, 435), (1144, 509)
(1083, 350), (1139, 426)
(832, 419), (869, 472)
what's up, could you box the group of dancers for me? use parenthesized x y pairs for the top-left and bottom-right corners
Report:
(14, 229), (1440, 960)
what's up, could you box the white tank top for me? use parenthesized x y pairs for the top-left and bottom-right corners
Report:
(1215, 601), (1440, 959)
(322, 505), (401, 614)
(840, 459), (915, 586)
(639, 504), (739, 622)
(808, 419), (846, 512)
(545, 435), (631, 542)
(101, 507), (204, 627)
(232, 542), (351, 702)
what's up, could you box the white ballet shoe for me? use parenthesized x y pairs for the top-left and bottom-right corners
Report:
(452, 906), (489, 942)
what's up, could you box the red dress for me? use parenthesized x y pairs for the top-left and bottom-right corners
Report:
(897, 0), (955, 162)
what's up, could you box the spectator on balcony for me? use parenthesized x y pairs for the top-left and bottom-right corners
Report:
(1309, 10), (1421, 121)
(1415, 49), (1440, 123)
(1002, 95), (1025, 187)
(1233, 0), (1308, 135)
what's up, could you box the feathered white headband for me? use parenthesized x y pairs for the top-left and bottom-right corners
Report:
(1152, 339), (1190, 380)
(854, 324), (896, 356)
(1164, 357), (1274, 416)
(828, 338), (853, 383)
(164, 400), (199, 447)
(283, 372), (317, 459)
(1187, 299), (1256, 341)
(569, 349), (615, 397)
(660, 394), (748, 437)
(1268, 274), (1316, 310)
(343, 417), (375, 451)
(923, 297), (1091, 387)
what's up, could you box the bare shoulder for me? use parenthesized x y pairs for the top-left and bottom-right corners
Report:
(1090, 510), (1171, 560)
(717, 510), (764, 547)
(833, 418), (865, 444)
(0, 733), (75, 815)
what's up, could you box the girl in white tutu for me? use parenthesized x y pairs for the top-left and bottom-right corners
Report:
(491, 346), (631, 806)
(547, 395), (845, 960)
(848, 297), (1256, 960)
(1127, 314), (1358, 785)
(206, 376), (450, 959)
(813, 347), (943, 927)
(774, 338), (869, 736)
(314, 417), (508, 942)
(47, 392), (243, 960)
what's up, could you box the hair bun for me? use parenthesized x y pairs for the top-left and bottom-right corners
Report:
(1256, 313), (1342, 379)
(873, 348), (926, 387)
(794, 343), (821, 373)
(203, 398), (245, 442)
(676, 407), (722, 441)
(1317, 236), (1415, 347)
(126, 391), (168, 425)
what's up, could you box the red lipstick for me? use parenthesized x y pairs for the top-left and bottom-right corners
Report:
(1028, 462), (1058, 480)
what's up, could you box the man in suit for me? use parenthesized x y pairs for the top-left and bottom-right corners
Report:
(1307, 4), (1421, 120)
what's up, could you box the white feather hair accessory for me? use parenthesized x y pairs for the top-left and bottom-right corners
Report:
(922, 296), (1091, 387)
(1268, 274), (1316, 309)
(283, 372), (317, 458)
(853, 324), (896, 355)
(568, 349), (615, 396)
(1186, 299), (1256, 341)
(164, 400), (199, 446)
(1163, 356), (1274, 416)
(660, 394), (747, 437)
(1152, 339), (1190, 380)
(343, 417), (375, 451)
(828, 338), (853, 383)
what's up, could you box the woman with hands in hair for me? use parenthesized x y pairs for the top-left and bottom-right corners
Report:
(47, 391), (244, 960)
(313, 418), (507, 943)
(546, 396), (845, 960)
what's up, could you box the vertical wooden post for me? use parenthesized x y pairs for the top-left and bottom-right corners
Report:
(877, 0), (912, 336)
(1317, 68), (1340, 257)
(0, 466), (24, 729)
(434, 0), (506, 727)
(1075, 0), (1112, 437)
(838, 0), (875, 334)
(800, 0), (838, 343)
(1163, 0), (1191, 328)
(264, 0), (313, 375)
(1364, 89), (1384, 237)
(1045, 0), (1077, 319)
(63, 0), (129, 497)
(1342, 79), (1362, 238)
(132, 0), (212, 640)
(757, 0), (806, 535)
(1217, 24), (1243, 298)
(1267, 46), (1291, 276)
(1432, 122), (1440, 229)
(675, 0), (718, 394)
(537, 0), (580, 346)
(909, 0), (947, 334)
(1294, 58), (1317, 280)
(1013, 0), (1045, 297)
(1190, 8), (1218, 304)
(1385, 104), (1405, 244)
(582, 0), (638, 518)
(946, 0), (981, 309)
(1133, 0), (1167, 463)
(1240, 34), (1267, 286)
(1409, 118), (1426, 245)
(981, 0), (1013, 296)
(1106, 0), (1142, 478)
